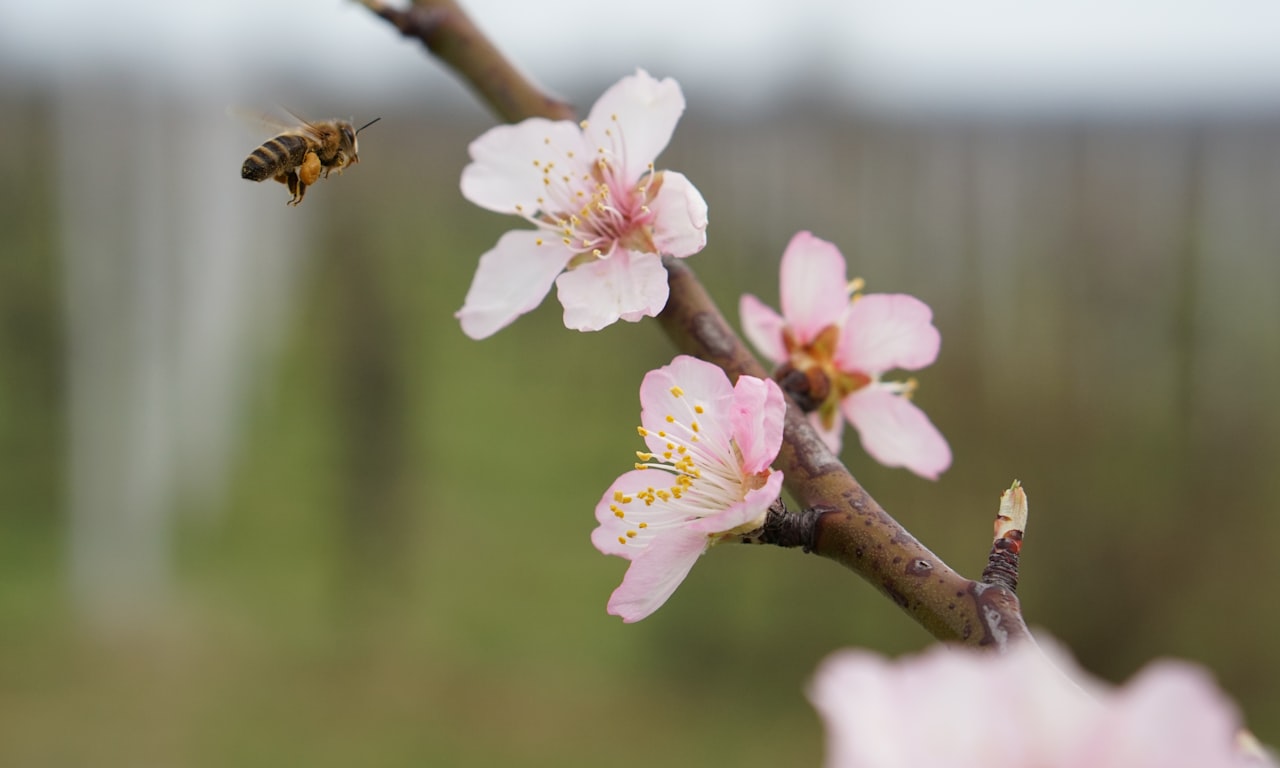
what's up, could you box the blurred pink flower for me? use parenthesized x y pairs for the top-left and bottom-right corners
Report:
(810, 641), (1270, 768)
(740, 231), (951, 479)
(591, 355), (785, 622)
(457, 69), (708, 339)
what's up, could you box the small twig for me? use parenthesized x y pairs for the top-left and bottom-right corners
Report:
(360, 0), (575, 123)
(982, 481), (1028, 593)
(741, 497), (826, 551)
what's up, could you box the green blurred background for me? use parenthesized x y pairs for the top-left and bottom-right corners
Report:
(2, 11), (1280, 766)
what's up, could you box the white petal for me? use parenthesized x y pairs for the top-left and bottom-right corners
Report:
(739, 294), (788, 364)
(455, 230), (573, 339)
(460, 118), (587, 214)
(842, 387), (952, 480)
(648, 171), (708, 258)
(555, 250), (669, 332)
(837, 293), (941, 374)
(585, 70), (685, 182)
(605, 527), (708, 623)
(639, 355), (736, 458)
(779, 231), (852, 345)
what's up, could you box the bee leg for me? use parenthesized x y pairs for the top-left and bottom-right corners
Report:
(280, 170), (306, 206)
(299, 151), (322, 186)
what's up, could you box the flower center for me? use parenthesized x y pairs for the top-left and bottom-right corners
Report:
(606, 384), (757, 547)
(516, 115), (661, 269)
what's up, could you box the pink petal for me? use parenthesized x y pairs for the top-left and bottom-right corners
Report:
(648, 170), (708, 258)
(738, 293), (788, 364)
(555, 250), (669, 332)
(460, 118), (587, 214)
(584, 70), (685, 183)
(605, 526), (708, 623)
(842, 387), (952, 479)
(591, 468), (702, 561)
(730, 376), (785, 474)
(456, 230), (574, 339)
(639, 355), (735, 457)
(1080, 662), (1247, 768)
(686, 470), (784, 535)
(836, 293), (941, 374)
(779, 232), (853, 345)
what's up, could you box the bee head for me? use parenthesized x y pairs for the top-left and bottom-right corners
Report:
(348, 117), (381, 166)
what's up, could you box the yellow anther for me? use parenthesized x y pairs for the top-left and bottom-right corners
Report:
(665, 415), (675, 423)
(535, 239), (543, 246)
(626, 530), (637, 538)
(638, 522), (648, 529)
(670, 386), (684, 397)
(617, 536), (626, 545)
(634, 463), (646, 471)
(636, 451), (653, 461)
(613, 507), (624, 518)
(694, 405), (704, 414)
(532, 160), (540, 167)
(637, 427), (649, 437)
(579, 120), (589, 129)
(691, 421), (700, 433)
(611, 113), (619, 121)
(567, 151), (575, 158)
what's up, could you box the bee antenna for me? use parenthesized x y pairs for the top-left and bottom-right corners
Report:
(356, 117), (382, 135)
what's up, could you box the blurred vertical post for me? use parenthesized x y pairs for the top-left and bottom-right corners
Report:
(57, 75), (301, 631)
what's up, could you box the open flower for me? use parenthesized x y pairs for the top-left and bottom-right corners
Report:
(590, 355), (785, 623)
(810, 641), (1271, 768)
(739, 231), (951, 479)
(456, 70), (709, 339)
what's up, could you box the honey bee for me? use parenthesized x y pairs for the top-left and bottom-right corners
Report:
(239, 112), (381, 206)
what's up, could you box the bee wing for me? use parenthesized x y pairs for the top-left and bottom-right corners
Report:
(227, 106), (321, 138)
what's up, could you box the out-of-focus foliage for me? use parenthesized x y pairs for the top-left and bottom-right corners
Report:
(0, 82), (1276, 766)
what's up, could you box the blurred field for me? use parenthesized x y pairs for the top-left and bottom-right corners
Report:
(0, 76), (1277, 765)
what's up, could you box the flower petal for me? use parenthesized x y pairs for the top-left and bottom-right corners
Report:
(837, 293), (941, 374)
(738, 293), (789, 365)
(1080, 661), (1247, 768)
(648, 171), (708, 258)
(460, 118), (587, 214)
(842, 387), (951, 479)
(456, 230), (574, 339)
(639, 355), (735, 457)
(585, 69), (685, 183)
(730, 376), (785, 474)
(779, 231), (853, 345)
(604, 526), (709, 623)
(556, 250), (669, 332)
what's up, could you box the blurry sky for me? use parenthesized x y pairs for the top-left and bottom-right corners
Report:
(3, 0), (1280, 115)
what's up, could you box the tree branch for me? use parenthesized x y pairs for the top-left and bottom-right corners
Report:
(360, 0), (576, 122)
(661, 258), (1030, 648)
(361, 0), (1032, 649)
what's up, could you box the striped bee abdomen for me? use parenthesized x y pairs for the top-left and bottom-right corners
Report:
(241, 133), (311, 181)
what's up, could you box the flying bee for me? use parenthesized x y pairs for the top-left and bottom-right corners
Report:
(239, 112), (381, 206)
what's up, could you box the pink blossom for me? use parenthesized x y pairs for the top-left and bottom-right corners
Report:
(590, 355), (785, 622)
(457, 70), (709, 339)
(809, 641), (1270, 768)
(739, 231), (951, 479)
